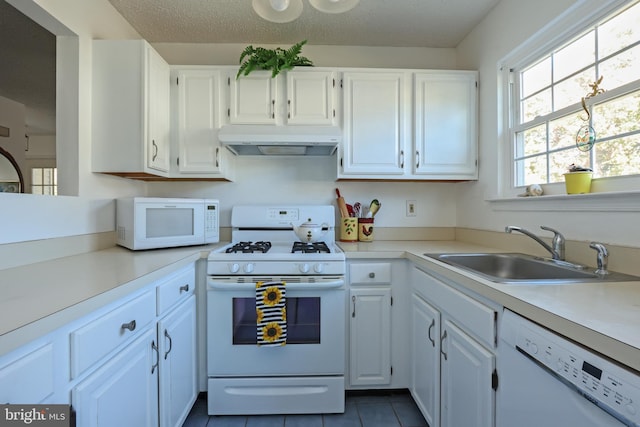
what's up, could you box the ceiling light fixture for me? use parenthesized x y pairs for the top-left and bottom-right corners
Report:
(252, 0), (303, 23)
(308, 0), (359, 14)
(252, 0), (359, 23)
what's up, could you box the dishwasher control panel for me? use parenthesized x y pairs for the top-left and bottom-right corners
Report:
(513, 316), (640, 426)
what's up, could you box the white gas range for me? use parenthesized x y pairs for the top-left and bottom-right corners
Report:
(206, 205), (346, 415)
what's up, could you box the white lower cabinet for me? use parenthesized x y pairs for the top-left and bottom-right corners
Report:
(157, 295), (197, 427)
(440, 319), (494, 427)
(347, 262), (397, 388)
(411, 293), (440, 427)
(73, 328), (159, 427)
(67, 263), (197, 427)
(349, 287), (392, 386)
(411, 265), (497, 427)
(0, 332), (67, 404)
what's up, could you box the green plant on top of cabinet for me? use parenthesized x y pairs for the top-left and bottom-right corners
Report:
(173, 69), (235, 180)
(92, 40), (171, 179)
(228, 68), (337, 125)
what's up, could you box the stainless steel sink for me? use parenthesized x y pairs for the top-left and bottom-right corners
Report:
(423, 253), (640, 284)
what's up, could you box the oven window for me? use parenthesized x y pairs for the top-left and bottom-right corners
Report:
(232, 297), (320, 345)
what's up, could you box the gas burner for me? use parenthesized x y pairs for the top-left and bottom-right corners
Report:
(225, 241), (272, 253)
(291, 242), (331, 254)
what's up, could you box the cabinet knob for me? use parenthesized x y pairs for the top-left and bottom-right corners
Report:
(179, 284), (189, 293)
(121, 320), (136, 332)
(369, 272), (375, 278)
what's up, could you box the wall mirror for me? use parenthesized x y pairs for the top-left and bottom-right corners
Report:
(0, 146), (24, 193)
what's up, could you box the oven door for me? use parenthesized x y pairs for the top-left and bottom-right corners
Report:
(207, 277), (345, 376)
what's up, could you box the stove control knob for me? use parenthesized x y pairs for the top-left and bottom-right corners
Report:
(243, 263), (255, 273)
(229, 263), (240, 273)
(314, 263), (324, 273)
(299, 263), (310, 273)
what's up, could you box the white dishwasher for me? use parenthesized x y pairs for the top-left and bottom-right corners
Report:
(498, 309), (640, 427)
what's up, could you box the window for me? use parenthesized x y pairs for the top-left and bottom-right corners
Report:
(31, 167), (57, 195)
(509, 1), (640, 189)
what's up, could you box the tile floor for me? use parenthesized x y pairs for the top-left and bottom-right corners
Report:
(183, 390), (429, 427)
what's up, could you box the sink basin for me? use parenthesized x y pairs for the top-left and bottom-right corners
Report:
(423, 253), (640, 284)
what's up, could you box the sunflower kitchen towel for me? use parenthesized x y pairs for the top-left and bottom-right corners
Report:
(256, 281), (287, 346)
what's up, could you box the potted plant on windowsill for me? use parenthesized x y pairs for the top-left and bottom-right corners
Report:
(564, 164), (593, 194)
(236, 40), (313, 79)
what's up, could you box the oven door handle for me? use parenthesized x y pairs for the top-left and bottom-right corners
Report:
(207, 278), (345, 291)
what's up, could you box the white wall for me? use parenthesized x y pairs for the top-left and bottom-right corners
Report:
(455, 0), (640, 248)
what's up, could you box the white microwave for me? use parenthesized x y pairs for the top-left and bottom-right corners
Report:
(116, 197), (219, 250)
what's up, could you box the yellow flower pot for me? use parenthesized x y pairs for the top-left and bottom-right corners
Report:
(564, 172), (593, 194)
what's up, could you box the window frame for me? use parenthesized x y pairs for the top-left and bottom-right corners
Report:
(499, 0), (639, 199)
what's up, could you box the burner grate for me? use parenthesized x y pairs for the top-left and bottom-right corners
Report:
(225, 241), (272, 253)
(291, 241), (331, 254)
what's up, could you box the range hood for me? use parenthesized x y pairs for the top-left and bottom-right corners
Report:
(218, 125), (341, 156)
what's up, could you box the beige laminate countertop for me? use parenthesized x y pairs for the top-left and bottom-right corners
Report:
(0, 244), (223, 355)
(339, 240), (640, 373)
(1, 240), (639, 374)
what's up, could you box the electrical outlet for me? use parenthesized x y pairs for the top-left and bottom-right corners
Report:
(406, 200), (417, 217)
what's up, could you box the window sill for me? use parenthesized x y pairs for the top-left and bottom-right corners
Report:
(486, 190), (640, 212)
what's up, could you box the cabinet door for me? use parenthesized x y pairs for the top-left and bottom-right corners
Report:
(341, 72), (406, 176)
(413, 71), (477, 179)
(158, 296), (197, 427)
(349, 287), (392, 386)
(176, 70), (226, 175)
(286, 70), (335, 125)
(229, 71), (276, 124)
(411, 294), (440, 427)
(440, 319), (494, 427)
(73, 328), (159, 427)
(147, 45), (171, 173)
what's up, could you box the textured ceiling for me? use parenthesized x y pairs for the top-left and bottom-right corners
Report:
(107, 0), (501, 48)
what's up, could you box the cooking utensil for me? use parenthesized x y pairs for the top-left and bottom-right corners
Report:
(335, 188), (349, 218)
(367, 199), (381, 217)
(353, 202), (361, 218)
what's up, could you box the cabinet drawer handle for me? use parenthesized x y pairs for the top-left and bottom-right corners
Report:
(369, 272), (375, 279)
(428, 319), (435, 347)
(151, 340), (159, 374)
(440, 330), (448, 360)
(164, 329), (173, 360)
(179, 284), (190, 293)
(121, 320), (136, 332)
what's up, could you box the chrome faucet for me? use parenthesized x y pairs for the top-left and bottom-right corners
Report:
(505, 225), (565, 260)
(589, 242), (609, 275)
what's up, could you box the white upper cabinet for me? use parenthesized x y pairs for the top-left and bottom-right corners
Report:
(413, 71), (478, 180)
(92, 40), (170, 178)
(286, 70), (336, 125)
(229, 71), (277, 124)
(338, 69), (478, 181)
(339, 71), (408, 177)
(173, 69), (234, 179)
(228, 68), (337, 125)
